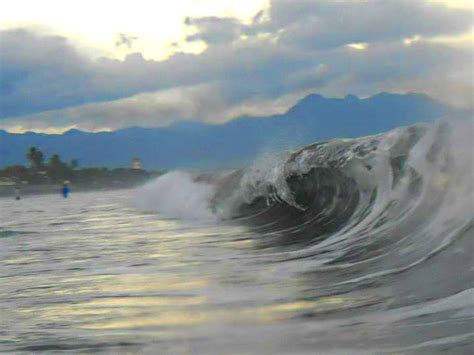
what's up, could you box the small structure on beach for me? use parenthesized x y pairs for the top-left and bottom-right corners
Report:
(132, 158), (142, 170)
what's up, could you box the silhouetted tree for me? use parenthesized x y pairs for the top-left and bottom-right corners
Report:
(47, 154), (72, 181)
(26, 147), (44, 169)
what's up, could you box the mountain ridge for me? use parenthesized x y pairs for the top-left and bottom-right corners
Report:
(0, 92), (457, 169)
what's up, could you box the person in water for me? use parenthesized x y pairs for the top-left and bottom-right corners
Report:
(62, 181), (70, 198)
(14, 186), (21, 200)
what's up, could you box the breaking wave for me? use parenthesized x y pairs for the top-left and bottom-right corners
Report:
(134, 117), (474, 276)
(133, 117), (474, 268)
(135, 120), (473, 248)
(133, 170), (216, 220)
(133, 118), (474, 351)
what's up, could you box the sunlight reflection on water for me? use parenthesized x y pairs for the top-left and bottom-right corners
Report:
(1, 188), (473, 354)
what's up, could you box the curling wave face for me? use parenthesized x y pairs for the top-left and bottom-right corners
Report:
(132, 119), (474, 351)
(211, 119), (473, 249)
(136, 120), (473, 255)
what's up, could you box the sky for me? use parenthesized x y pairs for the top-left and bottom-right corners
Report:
(0, 0), (472, 133)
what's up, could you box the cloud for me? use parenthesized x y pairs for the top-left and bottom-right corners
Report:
(115, 33), (138, 49)
(0, 85), (308, 132)
(268, 0), (473, 49)
(185, 16), (244, 45)
(0, 29), (121, 117)
(0, 0), (472, 131)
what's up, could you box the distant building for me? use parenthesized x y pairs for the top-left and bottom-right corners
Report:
(132, 158), (142, 170)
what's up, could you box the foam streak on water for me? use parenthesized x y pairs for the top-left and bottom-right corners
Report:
(0, 119), (473, 354)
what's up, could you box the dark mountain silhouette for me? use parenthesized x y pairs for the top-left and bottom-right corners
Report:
(0, 93), (456, 169)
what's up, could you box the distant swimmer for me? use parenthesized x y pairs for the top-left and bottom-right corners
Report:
(62, 180), (70, 198)
(14, 186), (21, 201)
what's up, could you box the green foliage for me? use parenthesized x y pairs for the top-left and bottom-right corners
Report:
(26, 146), (44, 169)
(47, 154), (71, 182)
(0, 147), (158, 189)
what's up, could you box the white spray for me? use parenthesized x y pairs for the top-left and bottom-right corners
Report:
(132, 171), (216, 220)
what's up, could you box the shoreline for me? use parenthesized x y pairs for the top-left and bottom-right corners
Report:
(0, 181), (150, 198)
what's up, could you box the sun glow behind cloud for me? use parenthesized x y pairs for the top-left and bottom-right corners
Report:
(402, 28), (474, 46)
(429, 0), (474, 9)
(0, 0), (269, 60)
(346, 42), (369, 50)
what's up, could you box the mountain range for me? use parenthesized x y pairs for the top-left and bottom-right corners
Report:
(0, 92), (459, 170)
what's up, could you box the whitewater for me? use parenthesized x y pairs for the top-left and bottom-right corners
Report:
(1, 119), (473, 354)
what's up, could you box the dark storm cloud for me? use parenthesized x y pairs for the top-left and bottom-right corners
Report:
(0, 29), (123, 117)
(0, 0), (472, 129)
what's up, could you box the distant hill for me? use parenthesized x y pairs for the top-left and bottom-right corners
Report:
(0, 93), (457, 169)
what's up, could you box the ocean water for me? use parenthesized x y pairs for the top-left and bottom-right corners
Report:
(1, 120), (473, 354)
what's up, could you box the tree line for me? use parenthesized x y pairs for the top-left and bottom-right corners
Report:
(25, 146), (79, 181)
(0, 147), (156, 187)
(0, 147), (78, 184)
